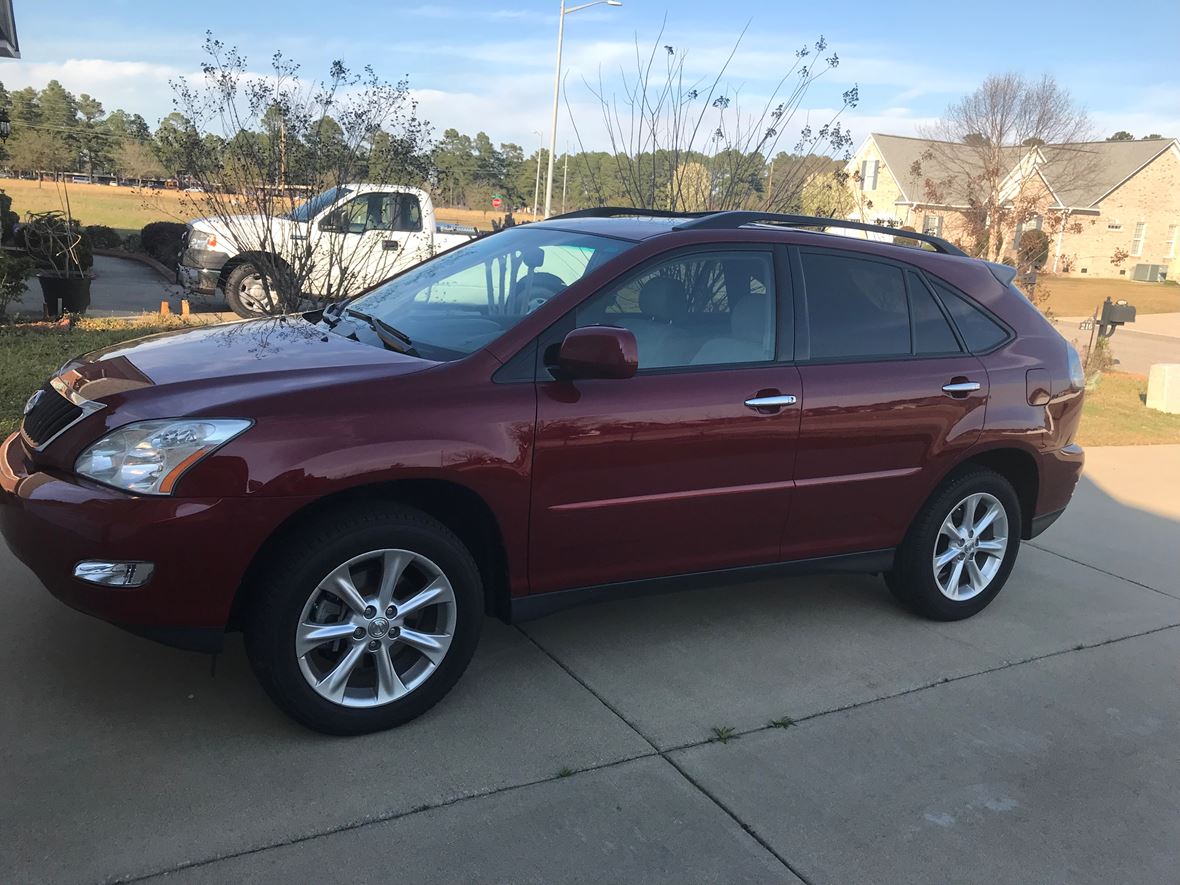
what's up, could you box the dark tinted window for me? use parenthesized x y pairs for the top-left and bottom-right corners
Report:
(931, 281), (1009, 352)
(802, 253), (908, 358)
(908, 273), (961, 354)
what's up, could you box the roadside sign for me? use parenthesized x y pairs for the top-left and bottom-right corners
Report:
(491, 195), (503, 209)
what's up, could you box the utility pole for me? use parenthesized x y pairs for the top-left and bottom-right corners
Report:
(561, 150), (569, 214)
(531, 131), (544, 220)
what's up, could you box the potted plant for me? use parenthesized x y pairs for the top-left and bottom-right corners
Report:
(19, 210), (94, 315)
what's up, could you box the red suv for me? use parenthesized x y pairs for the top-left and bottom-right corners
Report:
(0, 210), (1085, 734)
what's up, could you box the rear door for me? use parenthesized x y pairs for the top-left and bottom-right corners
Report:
(782, 248), (989, 560)
(528, 246), (802, 594)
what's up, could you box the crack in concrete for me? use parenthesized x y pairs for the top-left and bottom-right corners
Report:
(1028, 542), (1180, 601)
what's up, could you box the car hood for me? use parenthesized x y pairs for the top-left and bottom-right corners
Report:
(59, 316), (435, 403)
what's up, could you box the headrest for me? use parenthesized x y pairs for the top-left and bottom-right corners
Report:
(732, 295), (768, 343)
(638, 277), (689, 322)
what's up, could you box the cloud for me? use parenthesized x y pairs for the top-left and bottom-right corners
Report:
(3, 59), (185, 123)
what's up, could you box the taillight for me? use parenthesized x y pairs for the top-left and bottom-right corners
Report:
(1067, 344), (1084, 390)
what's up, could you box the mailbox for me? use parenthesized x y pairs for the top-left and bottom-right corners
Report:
(1100, 298), (1136, 327)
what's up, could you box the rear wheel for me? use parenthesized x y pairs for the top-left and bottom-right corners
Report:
(885, 469), (1021, 621)
(244, 504), (483, 734)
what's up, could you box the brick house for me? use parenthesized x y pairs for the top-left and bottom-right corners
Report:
(843, 133), (1180, 280)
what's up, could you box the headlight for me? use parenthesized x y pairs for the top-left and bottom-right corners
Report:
(75, 419), (251, 495)
(187, 229), (217, 250)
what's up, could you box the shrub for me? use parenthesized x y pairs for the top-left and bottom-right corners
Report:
(140, 221), (186, 267)
(0, 250), (36, 318)
(0, 192), (17, 245)
(84, 224), (123, 250)
(1018, 228), (1050, 270)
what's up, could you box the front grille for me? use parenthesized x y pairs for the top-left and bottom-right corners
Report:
(20, 383), (83, 448)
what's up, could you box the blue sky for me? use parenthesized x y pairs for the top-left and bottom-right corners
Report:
(3, 0), (1177, 153)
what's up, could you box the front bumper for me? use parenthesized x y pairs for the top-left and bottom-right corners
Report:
(0, 432), (308, 652)
(177, 263), (222, 296)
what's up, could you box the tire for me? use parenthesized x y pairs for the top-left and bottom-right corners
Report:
(243, 503), (483, 735)
(885, 468), (1022, 621)
(224, 262), (278, 318)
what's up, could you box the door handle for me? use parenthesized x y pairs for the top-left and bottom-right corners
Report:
(382, 239), (400, 251)
(942, 380), (981, 397)
(744, 394), (797, 410)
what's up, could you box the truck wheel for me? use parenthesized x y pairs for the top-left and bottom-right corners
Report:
(243, 503), (484, 735)
(885, 468), (1021, 621)
(225, 262), (279, 317)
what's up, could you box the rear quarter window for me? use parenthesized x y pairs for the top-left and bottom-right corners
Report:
(930, 281), (1010, 352)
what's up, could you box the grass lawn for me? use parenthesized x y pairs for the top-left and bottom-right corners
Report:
(1035, 275), (1179, 317)
(1077, 371), (1180, 447)
(0, 319), (181, 437)
(2, 178), (198, 238)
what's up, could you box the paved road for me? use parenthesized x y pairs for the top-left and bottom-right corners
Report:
(1055, 313), (1180, 375)
(2, 446), (1180, 884)
(13, 255), (229, 317)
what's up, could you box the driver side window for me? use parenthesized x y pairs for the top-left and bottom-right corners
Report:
(334, 193), (423, 234)
(574, 251), (779, 370)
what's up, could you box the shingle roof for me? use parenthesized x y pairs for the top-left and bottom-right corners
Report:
(869, 133), (1176, 210)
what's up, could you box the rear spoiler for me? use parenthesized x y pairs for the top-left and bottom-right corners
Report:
(983, 260), (1018, 287)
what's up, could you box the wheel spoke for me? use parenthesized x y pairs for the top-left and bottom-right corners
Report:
(373, 645), (407, 702)
(966, 559), (987, 592)
(976, 538), (1006, 555)
(396, 576), (451, 619)
(941, 514), (965, 542)
(973, 503), (1002, 535)
(945, 559), (965, 598)
(397, 627), (452, 664)
(376, 551), (412, 609)
(296, 621), (358, 657)
(934, 546), (960, 569)
(325, 567), (368, 614)
(316, 643), (366, 702)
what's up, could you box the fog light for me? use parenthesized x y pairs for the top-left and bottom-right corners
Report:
(73, 561), (155, 587)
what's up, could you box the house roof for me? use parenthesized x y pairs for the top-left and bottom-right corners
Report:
(866, 133), (1177, 210)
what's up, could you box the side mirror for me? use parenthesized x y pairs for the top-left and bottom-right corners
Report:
(557, 326), (638, 380)
(318, 210), (346, 233)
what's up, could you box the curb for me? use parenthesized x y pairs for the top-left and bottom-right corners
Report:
(93, 249), (177, 283)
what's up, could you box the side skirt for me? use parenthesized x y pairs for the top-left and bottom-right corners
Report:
(510, 548), (896, 622)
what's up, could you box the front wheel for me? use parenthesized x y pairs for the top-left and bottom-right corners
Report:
(224, 262), (280, 318)
(885, 469), (1021, 621)
(244, 504), (483, 734)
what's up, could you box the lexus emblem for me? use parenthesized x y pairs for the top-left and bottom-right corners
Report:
(23, 390), (43, 416)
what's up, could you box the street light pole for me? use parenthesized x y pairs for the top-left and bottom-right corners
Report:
(543, 0), (621, 219)
(531, 130), (544, 220)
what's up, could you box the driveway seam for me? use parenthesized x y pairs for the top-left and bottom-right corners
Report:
(513, 624), (815, 884)
(1028, 542), (1180, 601)
(115, 620), (1180, 884)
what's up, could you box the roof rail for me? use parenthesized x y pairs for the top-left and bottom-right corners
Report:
(672, 211), (968, 256)
(548, 206), (716, 221)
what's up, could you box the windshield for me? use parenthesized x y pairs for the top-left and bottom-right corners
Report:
(341, 227), (632, 360)
(289, 186), (352, 222)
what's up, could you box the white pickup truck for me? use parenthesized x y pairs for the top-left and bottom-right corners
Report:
(178, 184), (478, 317)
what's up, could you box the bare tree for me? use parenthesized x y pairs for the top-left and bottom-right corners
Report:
(167, 33), (433, 314)
(569, 23), (859, 213)
(918, 73), (1094, 261)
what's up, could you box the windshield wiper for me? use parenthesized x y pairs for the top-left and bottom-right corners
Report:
(346, 309), (418, 356)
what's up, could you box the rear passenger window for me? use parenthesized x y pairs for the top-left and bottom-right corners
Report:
(931, 282), (1010, 352)
(801, 253), (909, 359)
(907, 273), (961, 355)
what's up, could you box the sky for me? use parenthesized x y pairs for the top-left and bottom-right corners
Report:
(3, 0), (1177, 155)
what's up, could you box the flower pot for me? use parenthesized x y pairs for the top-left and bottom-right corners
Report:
(38, 274), (91, 316)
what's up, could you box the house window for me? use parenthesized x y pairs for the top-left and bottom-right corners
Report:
(922, 215), (943, 236)
(859, 159), (879, 192)
(1107, 220), (1122, 231)
(1013, 214), (1042, 249)
(1131, 221), (1146, 257)
(1166, 224), (1178, 258)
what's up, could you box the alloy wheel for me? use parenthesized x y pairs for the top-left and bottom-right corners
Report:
(295, 549), (457, 708)
(932, 492), (1009, 601)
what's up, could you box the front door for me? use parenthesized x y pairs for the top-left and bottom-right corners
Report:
(782, 250), (989, 560)
(529, 247), (802, 594)
(313, 191), (429, 296)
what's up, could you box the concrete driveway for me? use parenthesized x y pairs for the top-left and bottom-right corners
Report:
(2, 447), (1179, 884)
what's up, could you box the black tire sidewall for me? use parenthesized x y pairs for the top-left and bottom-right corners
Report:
(244, 506), (483, 735)
(891, 469), (1022, 621)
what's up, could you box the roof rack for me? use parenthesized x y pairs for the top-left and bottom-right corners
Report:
(548, 206), (967, 257)
(549, 206), (716, 221)
(673, 211), (968, 256)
